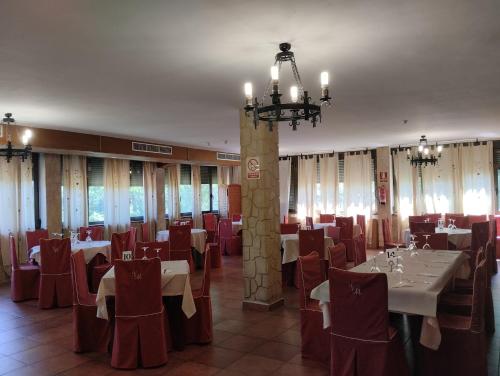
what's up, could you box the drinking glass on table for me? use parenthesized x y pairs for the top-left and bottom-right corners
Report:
(141, 247), (149, 260)
(408, 234), (419, 257)
(370, 255), (381, 272)
(154, 248), (161, 259)
(422, 234), (431, 250)
(85, 229), (92, 242)
(394, 255), (405, 286)
(438, 219), (444, 230)
(450, 219), (457, 230)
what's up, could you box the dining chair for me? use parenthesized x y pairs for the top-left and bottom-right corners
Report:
(26, 229), (49, 258)
(408, 215), (426, 223)
(169, 225), (195, 272)
(111, 258), (168, 369)
(299, 228), (326, 278)
(70, 250), (110, 353)
(445, 213), (468, 229)
(280, 223), (301, 234)
(219, 219), (242, 256)
(38, 238), (72, 309)
(409, 221), (435, 234)
(78, 226), (104, 241)
(203, 213), (218, 243)
(381, 219), (403, 250)
(10, 234), (39, 302)
(140, 222), (151, 242)
(467, 215), (488, 228)
(327, 243), (347, 270)
(423, 213), (442, 225)
(336, 216), (355, 261)
(329, 268), (410, 376)
(182, 251), (213, 344)
(297, 252), (330, 364)
(319, 214), (335, 223)
(305, 216), (313, 229)
(414, 232), (448, 250)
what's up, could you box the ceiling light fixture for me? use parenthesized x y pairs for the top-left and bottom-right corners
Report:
(1, 113), (33, 163)
(243, 42), (332, 131)
(407, 135), (442, 167)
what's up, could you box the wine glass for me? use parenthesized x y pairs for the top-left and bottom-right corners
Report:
(422, 234), (432, 250)
(408, 234), (419, 257)
(448, 219), (453, 229)
(141, 247), (149, 260)
(52, 232), (63, 239)
(393, 255), (405, 286)
(154, 248), (161, 259)
(370, 255), (381, 272)
(451, 219), (457, 230)
(438, 219), (444, 230)
(85, 229), (92, 242)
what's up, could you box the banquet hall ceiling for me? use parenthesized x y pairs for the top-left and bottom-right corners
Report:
(1, 0), (500, 154)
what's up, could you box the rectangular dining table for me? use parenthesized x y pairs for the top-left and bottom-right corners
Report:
(310, 249), (470, 350)
(95, 260), (196, 321)
(30, 240), (111, 265)
(156, 229), (207, 254)
(280, 234), (334, 264)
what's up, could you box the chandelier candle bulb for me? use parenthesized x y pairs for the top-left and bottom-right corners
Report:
(270, 65), (279, 82)
(321, 71), (329, 88)
(437, 144), (443, 153)
(290, 86), (298, 103)
(418, 144), (424, 152)
(424, 147), (429, 155)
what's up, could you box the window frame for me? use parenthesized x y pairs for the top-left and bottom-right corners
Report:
(129, 160), (145, 223)
(179, 164), (193, 217)
(87, 157), (105, 226)
(200, 165), (219, 214)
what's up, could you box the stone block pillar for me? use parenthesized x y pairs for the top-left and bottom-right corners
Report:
(39, 153), (62, 235)
(155, 167), (166, 231)
(240, 111), (283, 310)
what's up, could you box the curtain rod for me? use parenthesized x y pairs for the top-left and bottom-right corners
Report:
(279, 148), (373, 160)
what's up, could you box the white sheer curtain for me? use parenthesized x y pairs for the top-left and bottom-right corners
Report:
(0, 158), (35, 277)
(297, 156), (317, 222)
(166, 165), (180, 221)
(318, 154), (338, 214)
(62, 155), (88, 231)
(279, 158), (291, 222)
(104, 159), (130, 235)
(191, 164), (202, 228)
(460, 141), (495, 215)
(143, 162), (157, 239)
(343, 153), (374, 219)
(421, 146), (462, 214)
(231, 166), (241, 184)
(392, 150), (417, 240)
(218, 166), (231, 218)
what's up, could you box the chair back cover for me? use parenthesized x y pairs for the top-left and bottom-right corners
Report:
(354, 236), (367, 265)
(141, 223), (150, 242)
(114, 258), (163, 317)
(26, 229), (49, 251)
(330, 268), (389, 341)
(327, 243), (347, 269)
(9, 235), (19, 270)
(40, 238), (71, 275)
(470, 259), (487, 333)
(356, 215), (366, 237)
(467, 215), (488, 228)
(111, 232), (131, 261)
(169, 225), (191, 250)
(325, 226), (341, 243)
(218, 219), (233, 239)
(201, 249), (211, 295)
(78, 226), (104, 241)
(319, 214), (335, 223)
(297, 251), (323, 309)
(445, 213), (468, 228)
(135, 241), (170, 261)
(127, 226), (137, 251)
(232, 214), (242, 222)
(336, 217), (354, 239)
(203, 213), (217, 232)
(409, 222), (435, 234)
(471, 222), (489, 252)
(414, 232), (448, 250)
(305, 216), (313, 228)
(423, 213), (442, 225)
(299, 229), (325, 259)
(70, 250), (92, 305)
(280, 223), (300, 234)
(408, 215), (426, 223)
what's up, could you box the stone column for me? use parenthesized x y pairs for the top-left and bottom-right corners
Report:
(155, 167), (166, 231)
(376, 147), (393, 248)
(240, 111), (283, 310)
(39, 153), (62, 235)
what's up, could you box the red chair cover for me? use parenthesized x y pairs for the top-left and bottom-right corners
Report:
(327, 243), (347, 269)
(356, 214), (366, 238)
(354, 236), (367, 266)
(128, 226), (137, 251)
(219, 219), (242, 256)
(409, 221), (435, 234)
(319, 214), (335, 223)
(10, 235), (39, 302)
(183, 251), (213, 344)
(26, 229), (49, 258)
(299, 229), (326, 280)
(70, 250), (110, 353)
(381, 218), (402, 250)
(91, 231), (131, 292)
(467, 215), (488, 228)
(423, 213), (442, 225)
(325, 226), (341, 243)
(329, 268), (410, 376)
(231, 214), (242, 222)
(38, 238), (72, 309)
(445, 213), (468, 229)
(488, 218), (497, 274)
(280, 223), (300, 234)
(422, 259), (487, 376)
(203, 213), (217, 243)
(141, 222), (150, 242)
(305, 216), (313, 228)
(414, 232), (448, 250)
(336, 216), (355, 261)
(408, 215), (426, 223)
(169, 225), (195, 272)
(78, 226), (104, 241)
(111, 258), (168, 369)
(135, 241), (170, 261)
(206, 224), (222, 269)
(469, 222), (490, 273)
(297, 252), (329, 364)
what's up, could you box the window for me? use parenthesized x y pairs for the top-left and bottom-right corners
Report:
(337, 155), (345, 214)
(87, 157), (104, 224)
(200, 166), (219, 213)
(164, 177), (169, 218)
(129, 160), (145, 221)
(179, 164), (193, 216)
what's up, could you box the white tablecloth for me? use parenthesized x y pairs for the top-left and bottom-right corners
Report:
(232, 220), (242, 235)
(156, 229), (207, 254)
(95, 260), (196, 320)
(30, 240), (111, 265)
(313, 223), (362, 238)
(280, 234), (334, 264)
(310, 249), (470, 350)
(403, 227), (472, 249)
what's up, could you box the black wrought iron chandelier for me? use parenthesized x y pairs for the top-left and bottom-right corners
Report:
(407, 135), (443, 167)
(1, 113), (33, 163)
(243, 42), (332, 131)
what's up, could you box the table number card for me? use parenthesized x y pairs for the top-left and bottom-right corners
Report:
(122, 251), (133, 261)
(386, 249), (398, 269)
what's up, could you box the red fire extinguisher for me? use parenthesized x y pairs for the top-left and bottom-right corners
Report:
(378, 185), (387, 205)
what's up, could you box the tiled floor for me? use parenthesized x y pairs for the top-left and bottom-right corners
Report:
(0, 254), (499, 375)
